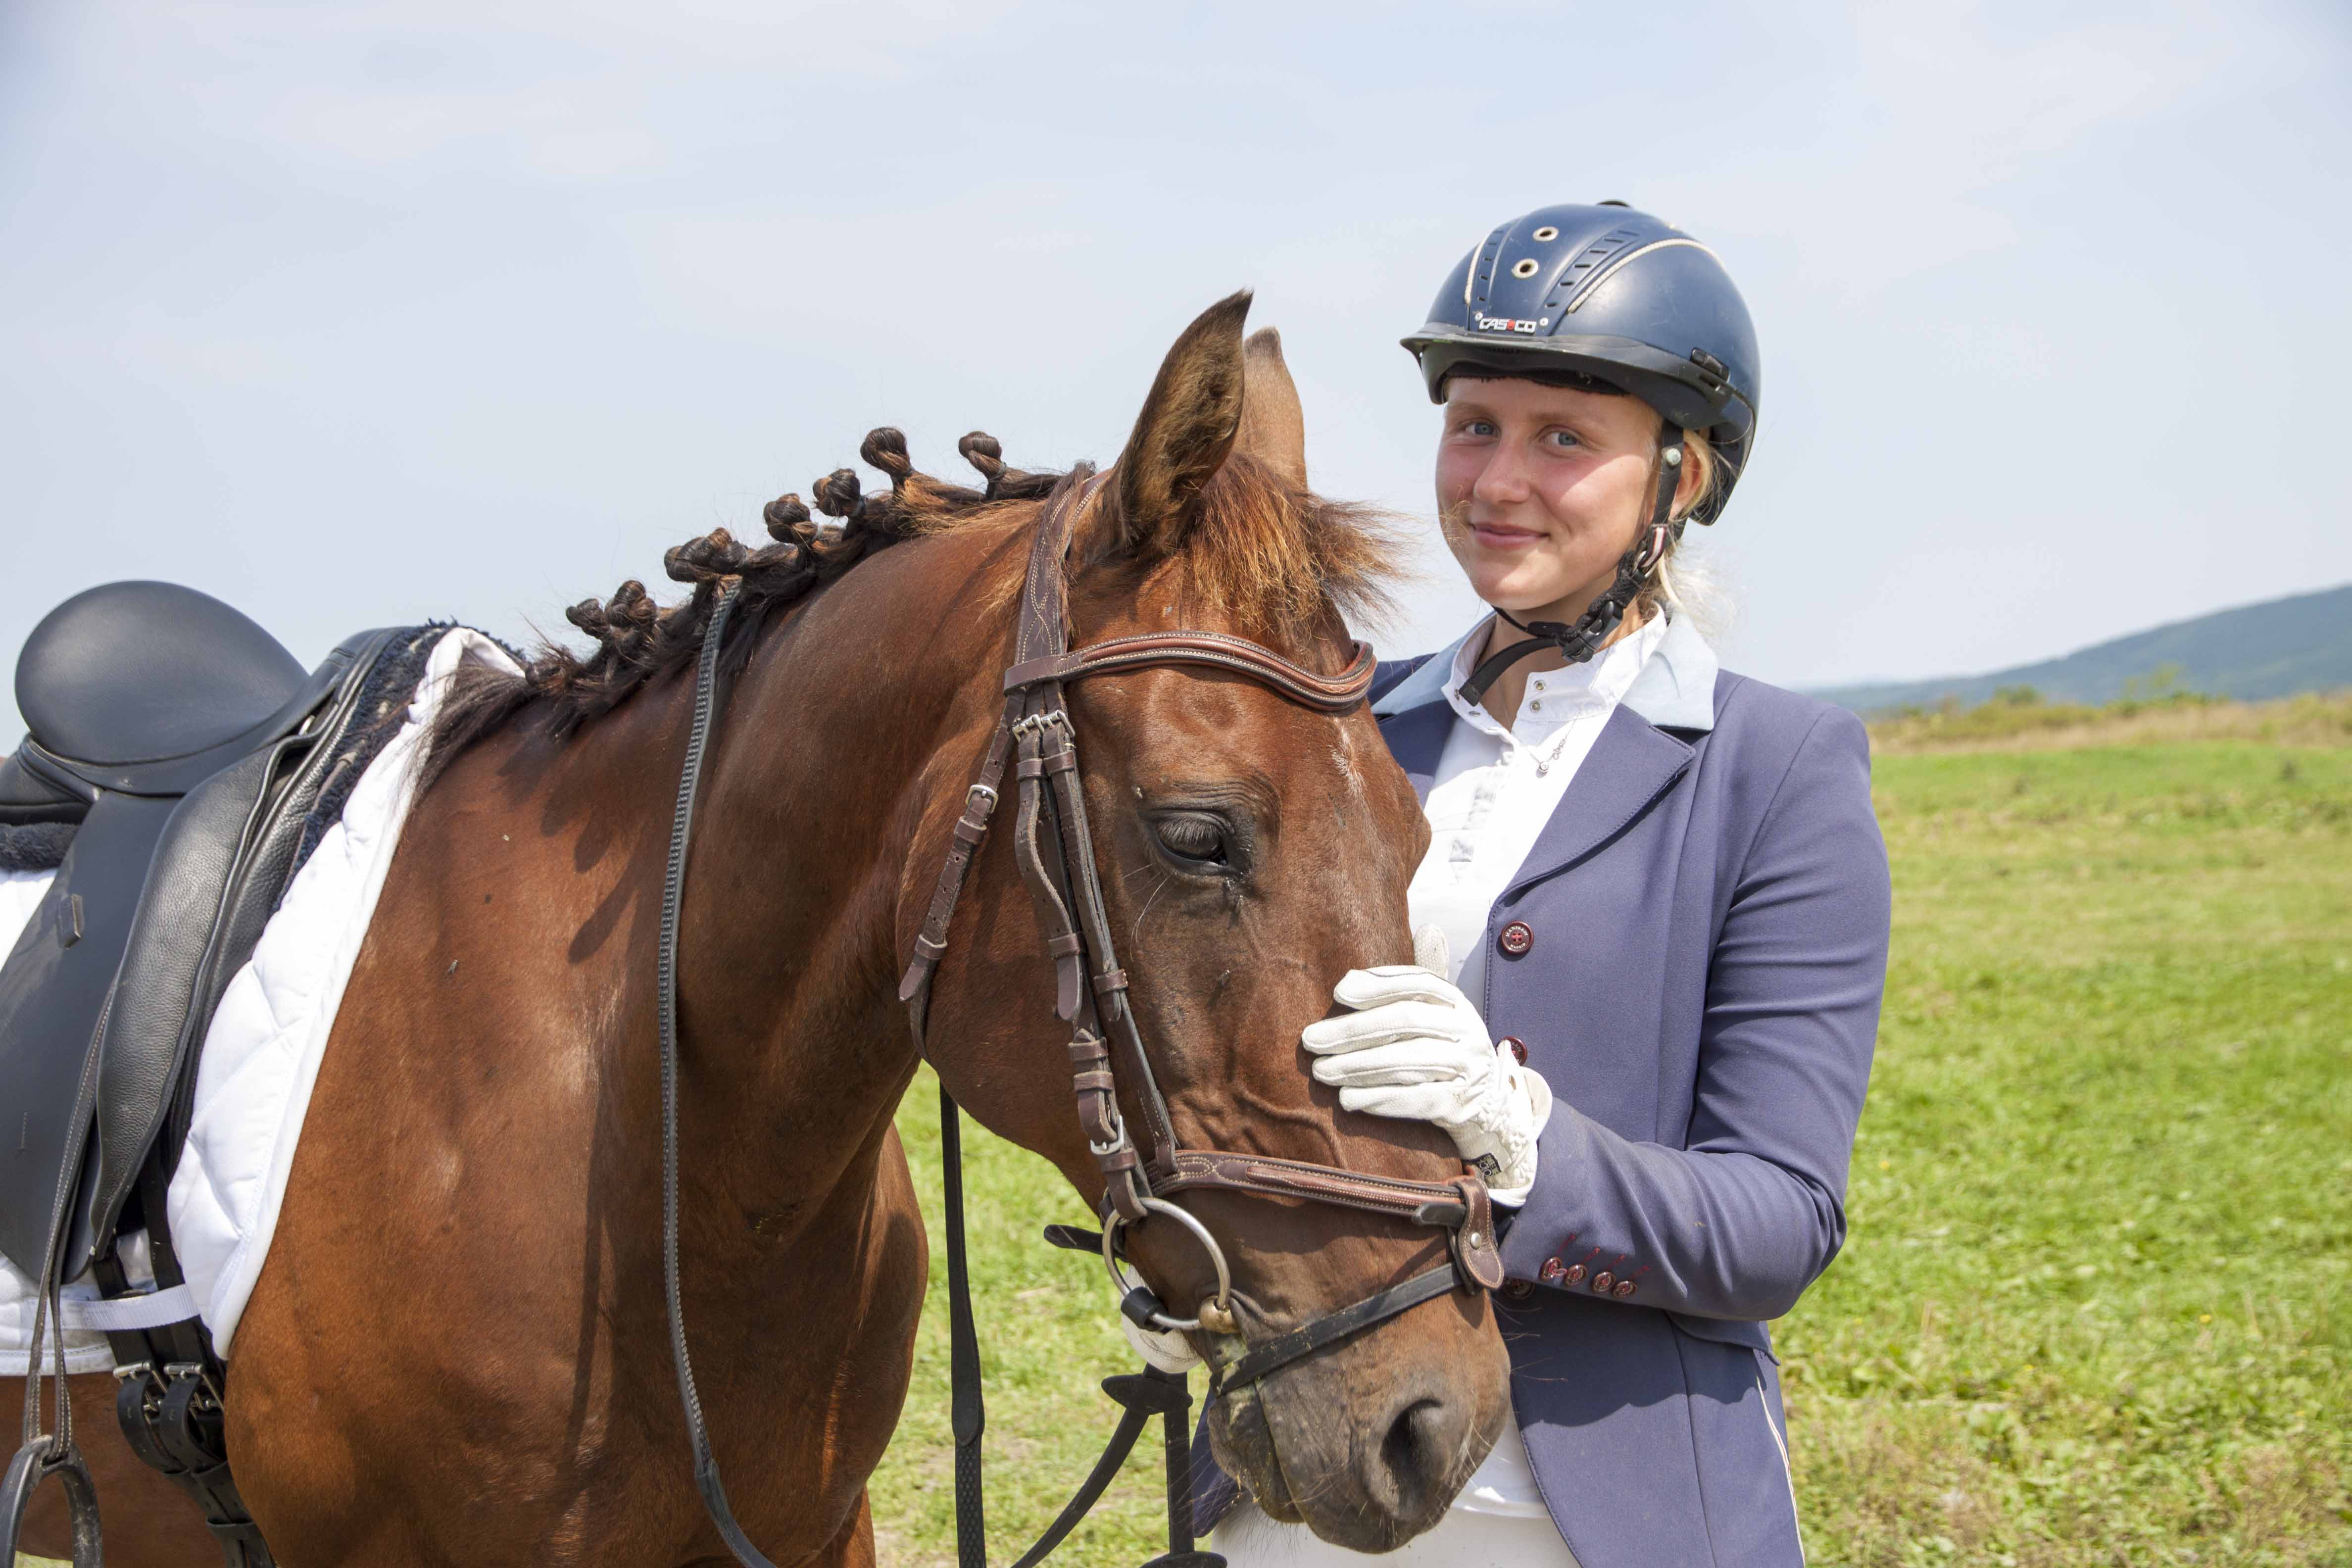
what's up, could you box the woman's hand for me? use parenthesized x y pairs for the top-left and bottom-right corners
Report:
(1302, 926), (1554, 1203)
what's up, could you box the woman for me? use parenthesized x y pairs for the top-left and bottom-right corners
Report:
(1174, 202), (1892, 1567)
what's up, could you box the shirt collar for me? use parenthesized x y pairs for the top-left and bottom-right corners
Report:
(1371, 607), (1719, 734)
(1440, 611), (1665, 741)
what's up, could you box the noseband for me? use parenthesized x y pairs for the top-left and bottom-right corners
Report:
(661, 469), (1501, 1568)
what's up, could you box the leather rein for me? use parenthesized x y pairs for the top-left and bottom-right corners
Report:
(659, 469), (1501, 1568)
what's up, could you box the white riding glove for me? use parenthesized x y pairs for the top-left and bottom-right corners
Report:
(1301, 926), (1553, 1204)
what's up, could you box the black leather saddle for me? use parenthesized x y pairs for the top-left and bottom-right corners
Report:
(0, 581), (407, 1284)
(0, 582), (430, 1567)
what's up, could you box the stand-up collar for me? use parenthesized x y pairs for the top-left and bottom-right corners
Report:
(1372, 610), (1719, 734)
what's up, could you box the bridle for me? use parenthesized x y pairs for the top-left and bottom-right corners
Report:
(658, 468), (1501, 1568)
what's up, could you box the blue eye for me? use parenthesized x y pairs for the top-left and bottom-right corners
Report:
(1545, 429), (1581, 449)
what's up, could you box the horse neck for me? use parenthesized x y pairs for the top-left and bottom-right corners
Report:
(664, 524), (1022, 1217)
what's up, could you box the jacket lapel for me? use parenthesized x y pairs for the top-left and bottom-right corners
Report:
(1504, 705), (1693, 894)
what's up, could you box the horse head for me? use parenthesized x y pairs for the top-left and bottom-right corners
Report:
(914, 293), (1512, 1551)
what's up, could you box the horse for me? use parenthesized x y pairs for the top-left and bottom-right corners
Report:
(8, 293), (1511, 1565)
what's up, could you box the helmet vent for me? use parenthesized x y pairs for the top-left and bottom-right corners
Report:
(1511, 258), (1539, 279)
(1470, 224), (1510, 305)
(1544, 226), (1644, 312)
(1532, 226), (1559, 242)
(1562, 237), (1718, 314)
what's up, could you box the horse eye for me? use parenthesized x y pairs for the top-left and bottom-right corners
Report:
(1154, 814), (1229, 867)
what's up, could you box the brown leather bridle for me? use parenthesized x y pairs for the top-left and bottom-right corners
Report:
(897, 468), (1503, 1367)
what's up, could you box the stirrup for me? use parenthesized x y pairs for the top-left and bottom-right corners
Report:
(1, 1434), (103, 1568)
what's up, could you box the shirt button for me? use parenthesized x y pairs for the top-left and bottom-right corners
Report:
(1498, 922), (1534, 957)
(1504, 1278), (1535, 1301)
(1539, 1257), (1567, 1283)
(1590, 1271), (1616, 1293)
(1530, 699), (1542, 710)
(1499, 1035), (1528, 1065)
(1613, 1279), (1638, 1298)
(1562, 1263), (1586, 1284)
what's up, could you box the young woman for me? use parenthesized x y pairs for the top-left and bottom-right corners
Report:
(1179, 202), (1892, 1567)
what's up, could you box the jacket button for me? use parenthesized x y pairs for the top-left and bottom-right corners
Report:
(1503, 1278), (1534, 1301)
(1500, 1035), (1528, 1065)
(1613, 1279), (1638, 1298)
(1562, 1263), (1586, 1284)
(1538, 1257), (1566, 1283)
(1590, 1271), (1616, 1293)
(1498, 921), (1535, 957)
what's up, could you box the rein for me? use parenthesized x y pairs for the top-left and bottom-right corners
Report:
(657, 471), (1501, 1568)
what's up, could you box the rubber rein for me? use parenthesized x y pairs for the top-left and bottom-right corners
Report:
(658, 470), (1502, 1568)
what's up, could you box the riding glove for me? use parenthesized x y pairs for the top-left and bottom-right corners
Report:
(1300, 926), (1553, 1204)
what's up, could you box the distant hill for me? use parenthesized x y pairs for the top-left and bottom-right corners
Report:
(1811, 584), (2352, 715)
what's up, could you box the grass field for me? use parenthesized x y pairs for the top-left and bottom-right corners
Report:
(865, 712), (2352, 1568)
(23, 709), (2351, 1568)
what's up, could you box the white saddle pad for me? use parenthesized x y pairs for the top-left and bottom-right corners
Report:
(0, 627), (519, 1374)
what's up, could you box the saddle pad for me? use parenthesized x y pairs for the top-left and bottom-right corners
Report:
(167, 628), (521, 1355)
(0, 628), (520, 1374)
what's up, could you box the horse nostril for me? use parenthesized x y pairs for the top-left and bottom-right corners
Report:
(1377, 1397), (1447, 1514)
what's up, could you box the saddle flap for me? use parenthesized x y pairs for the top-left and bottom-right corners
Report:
(0, 791), (180, 1277)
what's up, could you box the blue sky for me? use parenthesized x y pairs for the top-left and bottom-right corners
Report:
(4, 0), (2348, 742)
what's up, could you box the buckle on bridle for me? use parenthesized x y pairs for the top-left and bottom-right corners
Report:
(965, 782), (998, 811)
(1011, 708), (1070, 740)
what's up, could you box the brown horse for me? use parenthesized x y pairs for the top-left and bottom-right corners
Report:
(9, 294), (1509, 1565)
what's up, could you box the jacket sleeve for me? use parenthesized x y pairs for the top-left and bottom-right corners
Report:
(1497, 708), (1891, 1322)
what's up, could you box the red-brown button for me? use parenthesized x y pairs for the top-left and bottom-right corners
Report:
(1539, 1257), (1567, 1284)
(1613, 1279), (1637, 1298)
(1503, 1278), (1534, 1301)
(1498, 921), (1534, 957)
(1590, 1271), (1616, 1293)
(1500, 1035), (1528, 1065)
(1562, 1263), (1586, 1284)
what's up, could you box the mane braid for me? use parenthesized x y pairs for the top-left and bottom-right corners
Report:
(420, 427), (1404, 789)
(418, 429), (1064, 788)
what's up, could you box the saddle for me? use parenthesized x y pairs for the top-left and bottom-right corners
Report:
(1, 581), (417, 1568)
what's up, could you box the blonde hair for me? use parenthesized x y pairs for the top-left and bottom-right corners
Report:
(1633, 426), (1731, 632)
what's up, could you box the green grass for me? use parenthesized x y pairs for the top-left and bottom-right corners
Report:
(25, 736), (2350, 1568)
(1786, 742), (2352, 1566)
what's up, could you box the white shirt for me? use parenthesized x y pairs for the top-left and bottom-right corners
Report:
(1407, 612), (1669, 1004)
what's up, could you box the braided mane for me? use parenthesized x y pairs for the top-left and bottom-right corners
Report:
(422, 427), (1399, 784)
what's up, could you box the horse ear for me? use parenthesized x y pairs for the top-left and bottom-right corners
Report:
(1112, 291), (1251, 560)
(1236, 326), (1308, 491)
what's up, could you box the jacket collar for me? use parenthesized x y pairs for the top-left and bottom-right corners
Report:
(1368, 611), (1718, 734)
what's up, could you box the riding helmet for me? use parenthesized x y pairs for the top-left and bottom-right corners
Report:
(1402, 202), (1761, 525)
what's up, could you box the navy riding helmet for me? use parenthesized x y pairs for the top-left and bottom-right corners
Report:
(1405, 202), (1763, 703)
(1402, 201), (1760, 527)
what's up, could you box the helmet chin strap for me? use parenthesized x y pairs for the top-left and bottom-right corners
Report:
(1456, 427), (1686, 710)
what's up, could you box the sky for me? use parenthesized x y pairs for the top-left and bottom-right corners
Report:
(4, 0), (2348, 744)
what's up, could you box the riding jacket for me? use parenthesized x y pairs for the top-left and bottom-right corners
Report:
(1198, 612), (1891, 1568)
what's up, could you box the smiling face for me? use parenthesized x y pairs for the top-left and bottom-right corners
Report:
(1436, 374), (1695, 623)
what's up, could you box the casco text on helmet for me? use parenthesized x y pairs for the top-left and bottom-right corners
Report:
(1403, 201), (1761, 527)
